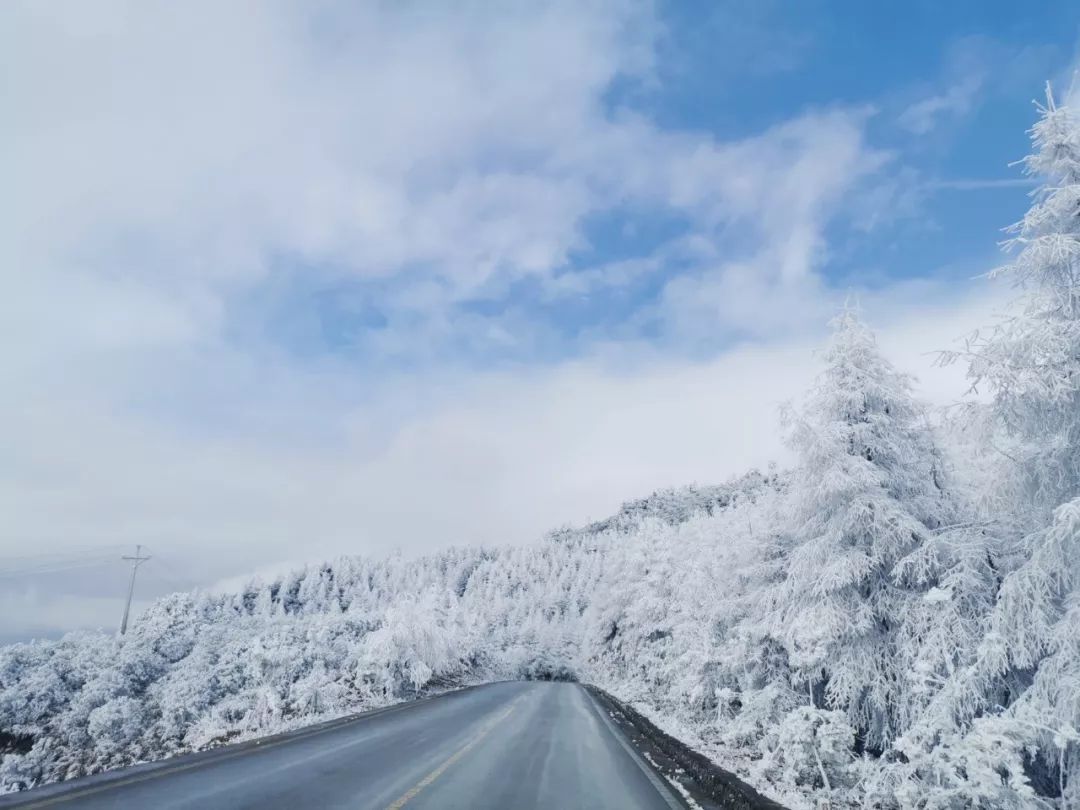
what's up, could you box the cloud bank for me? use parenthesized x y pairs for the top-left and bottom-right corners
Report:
(1, 1), (1012, 639)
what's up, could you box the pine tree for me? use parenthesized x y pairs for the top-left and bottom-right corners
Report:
(771, 308), (946, 752)
(915, 85), (1080, 806)
(963, 84), (1080, 518)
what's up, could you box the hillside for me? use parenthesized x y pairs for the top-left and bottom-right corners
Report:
(0, 473), (781, 798)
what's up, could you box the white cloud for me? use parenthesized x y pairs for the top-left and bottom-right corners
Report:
(899, 75), (984, 136)
(897, 37), (992, 136)
(927, 178), (1034, 191)
(0, 2), (1005, 640)
(652, 110), (886, 342)
(0, 278), (1005, 640)
(3, 1), (645, 292)
(1, 1), (885, 361)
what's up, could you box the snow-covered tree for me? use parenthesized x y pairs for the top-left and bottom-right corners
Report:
(899, 84), (1080, 808)
(768, 309), (947, 752)
(961, 84), (1080, 518)
(971, 86), (1080, 664)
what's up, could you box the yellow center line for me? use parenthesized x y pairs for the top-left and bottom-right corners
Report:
(383, 699), (520, 810)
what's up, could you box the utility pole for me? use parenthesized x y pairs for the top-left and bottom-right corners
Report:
(119, 545), (151, 635)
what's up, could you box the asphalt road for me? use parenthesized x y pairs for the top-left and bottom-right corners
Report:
(3, 682), (688, 809)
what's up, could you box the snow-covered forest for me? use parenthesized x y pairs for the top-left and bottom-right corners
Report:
(4, 90), (1080, 809)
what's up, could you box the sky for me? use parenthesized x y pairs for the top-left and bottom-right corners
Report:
(2, 0), (1080, 642)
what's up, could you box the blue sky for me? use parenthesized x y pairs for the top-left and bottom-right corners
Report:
(3, 0), (1079, 638)
(233, 1), (1078, 373)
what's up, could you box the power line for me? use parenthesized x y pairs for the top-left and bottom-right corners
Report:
(0, 554), (120, 580)
(0, 561), (112, 579)
(0, 544), (127, 562)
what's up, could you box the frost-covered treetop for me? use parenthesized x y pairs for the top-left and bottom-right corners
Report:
(1022, 84), (1080, 186)
(999, 84), (1080, 304)
(963, 85), (1080, 515)
(788, 307), (940, 521)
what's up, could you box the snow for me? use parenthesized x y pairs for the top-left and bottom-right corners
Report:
(921, 587), (950, 604)
(4, 85), (1080, 809)
(642, 751), (702, 810)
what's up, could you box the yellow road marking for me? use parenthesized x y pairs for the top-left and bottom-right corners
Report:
(384, 701), (518, 810)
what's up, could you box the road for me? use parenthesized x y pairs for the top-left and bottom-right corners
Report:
(3, 682), (688, 810)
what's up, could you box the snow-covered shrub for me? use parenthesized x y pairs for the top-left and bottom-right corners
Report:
(0, 740), (54, 795)
(354, 591), (462, 699)
(762, 706), (854, 792)
(85, 697), (147, 762)
(873, 717), (1047, 810)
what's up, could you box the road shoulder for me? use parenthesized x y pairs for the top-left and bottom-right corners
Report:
(585, 686), (788, 810)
